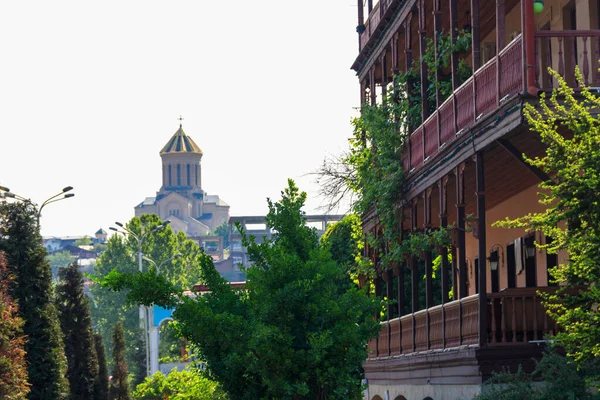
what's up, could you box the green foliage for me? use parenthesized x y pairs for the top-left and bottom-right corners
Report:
(110, 321), (131, 400)
(158, 322), (185, 364)
(494, 68), (600, 368)
(0, 252), (30, 400)
(56, 263), (99, 399)
(213, 221), (231, 249)
(75, 236), (93, 247)
(320, 214), (373, 280)
(0, 200), (69, 399)
(100, 180), (381, 400)
(91, 214), (204, 386)
(422, 30), (472, 111)
(132, 369), (227, 400)
(46, 250), (76, 279)
(94, 333), (109, 400)
(473, 351), (597, 400)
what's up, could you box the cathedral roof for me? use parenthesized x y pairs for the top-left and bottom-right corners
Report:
(160, 125), (203, 156)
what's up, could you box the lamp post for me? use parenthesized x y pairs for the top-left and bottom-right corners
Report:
(109, 220), (170, 377)
(141, 253), (181, 375)
(0, 185), (75, 228)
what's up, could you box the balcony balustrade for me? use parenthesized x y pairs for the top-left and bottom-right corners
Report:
(367, 288), (558, 358)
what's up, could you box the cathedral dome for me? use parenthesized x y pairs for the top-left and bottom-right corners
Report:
(160, 125), (203, 156)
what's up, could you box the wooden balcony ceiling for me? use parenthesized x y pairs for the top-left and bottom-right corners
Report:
(462, 128), (548, 217)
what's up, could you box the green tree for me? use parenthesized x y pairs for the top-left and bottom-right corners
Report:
(91, 214), (203, 386)
(110, 321), (131, 400)
(46, 250), (75, 279)
(0, 252), (30, 400)
(213, 221), (230, 249)
(100, 180), (381, 400)
(94, 333), (109, 400)
(495, 68), (600, 368)
(56, 263), (99, 399)
(75, 236), (93, 247)
(132, 369), (227, 400)
(0, 201), (69, 399)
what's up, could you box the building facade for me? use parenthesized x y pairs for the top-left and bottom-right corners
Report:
(134, 124), (230, 236)
(353, 0), (599, 399)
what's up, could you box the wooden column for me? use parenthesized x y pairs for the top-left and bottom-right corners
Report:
(381, 53), (388, 104)
(471, 0), (481, 71)
(397, 262), (405, 353)
(449, 0), (459, 133)
(476, 152), (488, 347)
(369, 66), (377, 105)
(386, 269), (394, 320)
(423, 189), (433, 309)
(455, 163), (467, 299)
(358, 0), (364, 27)
(368, 0), (373, 13)
(424, 188), (433, 350)
(496, 0), (506, 104)
(418, 0), (430, 121)
(405, 14), (414, 132)
(392, 33), (400, 74)
(411, 199), (419, 353)
(523, 0), (537, 95)
(439, 177), (450, 303)
(433, 0), (443, 108)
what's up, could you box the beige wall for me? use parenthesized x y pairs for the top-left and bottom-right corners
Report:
(463, 183), (561, 296)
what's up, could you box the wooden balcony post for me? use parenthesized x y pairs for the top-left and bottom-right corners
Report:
(433, 0), (443, 146)
(455, 163), (467, 299)
(439, 177), (449, 348)
(411, 199), (419, 353)
(424, 188), (433, 350)
(405, 14), (415, 132)
(381, 53), (388, 104)
(439, 177), (450, 304)
(360, 79), (366, 106)
(387, 269), (394, 320)
(368, 0), (373, 13)
(449, 0), (459, 133)
(369, 66), (377, 105)
(476, 152), (488, 347)
(358, 0), (364, 27)
(392, 33), (400, 74)
(418, 0), (430, 122)
(522, 0), (537, 95)
(496, 0), (506, 105)
(471, 0), (481, 71)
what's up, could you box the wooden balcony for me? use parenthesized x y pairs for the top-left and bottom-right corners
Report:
(368, 288), (558, 358)
(403, 30), (600, 175)
(359, 0), (393, 51)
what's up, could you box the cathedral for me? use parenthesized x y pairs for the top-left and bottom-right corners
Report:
(134, 124), (229, 236)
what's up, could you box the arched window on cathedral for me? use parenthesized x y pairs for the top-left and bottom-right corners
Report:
(177, 164), (181, 186)
(187, 164), (191, 186)
(168, 165), (172, 186)
(195, 164), (198, 186)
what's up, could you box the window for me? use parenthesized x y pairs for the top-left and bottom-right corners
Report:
(168, 165), (172, 186)
(168, 209), (180, 217)
(177, 164), (181, 186)
(187, 164), (191, 186)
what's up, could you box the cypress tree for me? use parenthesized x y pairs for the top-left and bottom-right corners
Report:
(94, 333), (109, 400)
(109, 321), (131, 400)
(0, 201), (69, 399)
(0, 252), (30, 400)
(56, 263), (99, 399)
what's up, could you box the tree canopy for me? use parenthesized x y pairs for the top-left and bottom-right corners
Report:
(100, 180), (381, 400)
(496, 68), (600, 368)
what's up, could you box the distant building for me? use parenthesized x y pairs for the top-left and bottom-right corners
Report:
(134, 124), (230, 236)
(43, 229), (107, 253)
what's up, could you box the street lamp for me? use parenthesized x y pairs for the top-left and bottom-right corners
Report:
(0, 185), (75, 228)
(142, 254), (182, 275)
(109, 220), (171, 377)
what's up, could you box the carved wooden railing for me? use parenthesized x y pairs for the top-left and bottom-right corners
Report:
(368, 288), (559, 358)
(370, 294), (480, 358)
(488, 288), (559, 345)
(402, 35), (523, 172)
(535, 30), (600, 89)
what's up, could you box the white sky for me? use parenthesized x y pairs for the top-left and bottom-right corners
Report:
(0, 1), (361, 237)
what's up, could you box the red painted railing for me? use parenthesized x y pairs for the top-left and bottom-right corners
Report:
(535, 31), (600, 89)
(401, 35), (523, 172)
(368, 288), (559, 358)
(423, 113), (438, 159)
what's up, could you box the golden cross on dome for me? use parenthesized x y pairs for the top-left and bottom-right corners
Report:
(178, 115), (184, 127)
